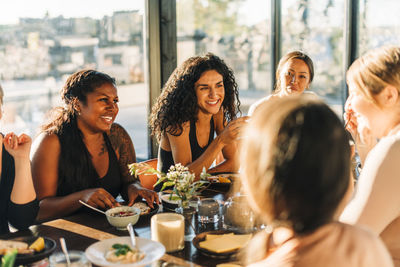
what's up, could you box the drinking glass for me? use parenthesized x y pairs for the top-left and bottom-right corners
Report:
(151, 213), (184, 252)
(197, 198), (220, 223)
(49, 251), (91, 267)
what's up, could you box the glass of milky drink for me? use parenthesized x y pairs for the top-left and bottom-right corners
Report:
(151, 213), (184, 252)
(49, 251), (91, 267)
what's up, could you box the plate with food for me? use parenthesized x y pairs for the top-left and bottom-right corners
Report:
(192, 230), (251, 259)
(207, 173), (239, 191)
(85, 236), (165, 267)
(0, 236), (56, 265)
(132, 201), (159, 222)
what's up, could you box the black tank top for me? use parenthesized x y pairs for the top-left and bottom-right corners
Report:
(57, 133), (122, 198)
(157, 118), (214, 191)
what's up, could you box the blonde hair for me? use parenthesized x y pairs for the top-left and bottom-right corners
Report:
(241, 95), (350, 264)
(347, 45), (400, 104)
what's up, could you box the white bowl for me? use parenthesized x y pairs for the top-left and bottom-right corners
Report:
(105, 206), (141, 230)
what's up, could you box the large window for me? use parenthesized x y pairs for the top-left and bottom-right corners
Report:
(176, 0), (271, 114)
(0, 0), (149, 159)
(281, 0), (345, 111)
(358, 0), (400, 56)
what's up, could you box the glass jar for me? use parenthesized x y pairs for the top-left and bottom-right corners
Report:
(222, 195), (256, 232)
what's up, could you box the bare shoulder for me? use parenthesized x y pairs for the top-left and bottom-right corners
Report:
(166, 121), (190, 139)
(31, 132), (61, 165)
(32, 132), (60, 153)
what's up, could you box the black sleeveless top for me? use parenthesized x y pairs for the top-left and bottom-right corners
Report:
(157, 118), (214, 190)
(57, 133), (122, 198)
(0, 138), (39, 234)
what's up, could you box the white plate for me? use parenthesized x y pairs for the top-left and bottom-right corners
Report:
(160, 193), (180, 205)
(85, 237), (165, 267)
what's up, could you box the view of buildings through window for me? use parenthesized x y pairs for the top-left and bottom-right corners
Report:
(0, 0), (149, 159)
(1, 0), (400, 158)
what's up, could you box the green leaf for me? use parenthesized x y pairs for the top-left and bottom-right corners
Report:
(1, 249), (17, 267)
(163, 181), (175, 187)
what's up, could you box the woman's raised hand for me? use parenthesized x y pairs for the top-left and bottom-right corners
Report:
(81, 188), (120, 210)
(219, 116), (249, 145)
(3, 133), (32, 159)
(344, 98), (358, 138)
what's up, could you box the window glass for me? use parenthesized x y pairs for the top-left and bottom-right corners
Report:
(281, 0), (345, 114)
(176, 0), (271, 114)
(0, 0), (149, 159)
(358, 0), (400, 56)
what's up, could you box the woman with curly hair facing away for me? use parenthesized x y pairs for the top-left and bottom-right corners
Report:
(150, 53), (247, 181)
(241, 96), (392, 266)
(31, 70), (158, 221)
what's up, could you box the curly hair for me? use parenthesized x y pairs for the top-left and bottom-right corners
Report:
(41, 69), (116, 192)
(150, 52), (241, 142)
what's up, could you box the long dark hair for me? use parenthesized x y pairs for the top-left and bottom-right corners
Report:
(150, 52), (241, 142)
(41, 70), (116, 193)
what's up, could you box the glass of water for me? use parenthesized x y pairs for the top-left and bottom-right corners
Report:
(49, 251), (91, 267)
(197, 198), (220, 223)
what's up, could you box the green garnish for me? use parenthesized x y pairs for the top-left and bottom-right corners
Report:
(111, 244), (132, 256)
(1, 249), (17, 267)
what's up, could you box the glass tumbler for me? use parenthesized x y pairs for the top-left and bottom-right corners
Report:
(49, 251), (91, 267)
(197, 198), (220, 223)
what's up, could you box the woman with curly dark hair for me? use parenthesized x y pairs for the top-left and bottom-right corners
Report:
(31, 70), (158, 221)
(150, 53), (247, 180)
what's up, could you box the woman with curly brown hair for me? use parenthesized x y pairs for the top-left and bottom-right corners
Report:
(150, 53), (247, 180)
(31, 70), (158, 221)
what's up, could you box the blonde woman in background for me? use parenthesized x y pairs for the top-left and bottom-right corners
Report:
(0, 84), (38, 234)
(241, 96), (392, 266)
(248, 51), (315, 115)
(340, 45), (400, 266)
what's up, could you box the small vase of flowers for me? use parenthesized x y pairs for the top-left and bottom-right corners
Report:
(129, 163), (209, 241)
(128, 162), (209, 209)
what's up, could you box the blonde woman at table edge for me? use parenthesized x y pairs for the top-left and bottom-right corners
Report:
(248, 50), (316, 116)
(149, 53), (247, 184)
(241, 96), (393, 267)
(31, 70), (158, 222)
(0, 84), (38, 234)
(340, 45), (400, 266)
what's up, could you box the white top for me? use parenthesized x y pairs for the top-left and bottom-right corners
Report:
(340, 131), (400, 266)
(248, 222), (393, 267)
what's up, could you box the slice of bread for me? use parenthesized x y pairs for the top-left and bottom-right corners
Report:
(0, 240), (31, 255)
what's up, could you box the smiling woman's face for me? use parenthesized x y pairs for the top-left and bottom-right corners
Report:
(279, 58), (311, 96)
(77, 83), (119, 134)
(195, 70), (225, 116)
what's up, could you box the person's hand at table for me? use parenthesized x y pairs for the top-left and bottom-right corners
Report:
(80, 188), (120, 210)
(218, 116), (249, 145)
(126, 183), (160, 209)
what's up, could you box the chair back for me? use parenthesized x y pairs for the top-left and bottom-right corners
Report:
(138, 158), (158, 190)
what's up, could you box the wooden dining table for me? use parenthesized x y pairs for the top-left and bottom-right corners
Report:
(1, 186), (242, 267)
